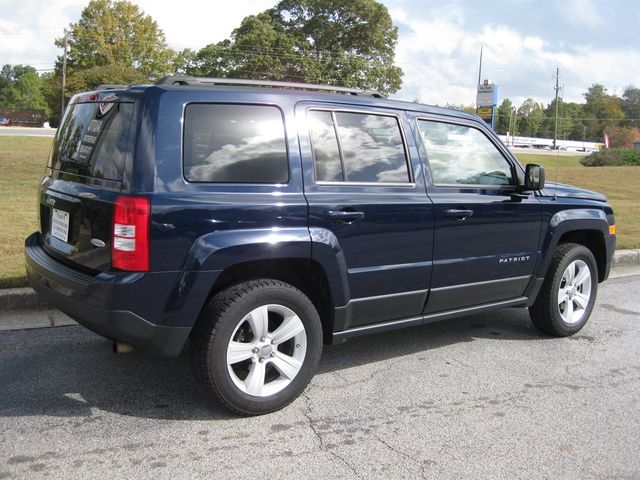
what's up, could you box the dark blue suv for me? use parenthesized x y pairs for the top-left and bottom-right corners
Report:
(25, 77), (616, 414)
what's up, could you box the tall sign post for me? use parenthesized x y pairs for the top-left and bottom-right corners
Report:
(476, 79), (498, 128)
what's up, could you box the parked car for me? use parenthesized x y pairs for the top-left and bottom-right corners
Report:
(25, 77), (616, 414)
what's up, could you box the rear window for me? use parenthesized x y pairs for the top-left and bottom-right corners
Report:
(50, 101), (134, 181)
(183, 104), (288, 183)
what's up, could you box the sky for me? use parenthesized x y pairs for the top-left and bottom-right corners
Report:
(0, 0), (638, 107)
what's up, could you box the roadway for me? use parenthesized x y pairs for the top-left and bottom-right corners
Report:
(0, 273), (638, 479)
(0, 127), (56, 137)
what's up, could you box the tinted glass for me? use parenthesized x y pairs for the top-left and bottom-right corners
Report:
(50, 102), (134, 180)
(308, 110), (343, 182)
(184, 104), (288, 183)
(417, 120), (513, 186)
(335, 112), (409, 183)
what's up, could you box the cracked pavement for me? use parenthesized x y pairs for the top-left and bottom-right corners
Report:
(1, 274), (639, 479)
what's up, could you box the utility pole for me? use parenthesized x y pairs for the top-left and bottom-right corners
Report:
(61, 33), (68, 120)
(477, 45), (483, 87)
(553, 67), (560, 150)
(511, 107), (517, 146)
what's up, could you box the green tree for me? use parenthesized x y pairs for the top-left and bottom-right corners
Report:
(540, 99), (585, 141)
(583, 83), (624, 140)
(49, 0), (175, 108)
(0, 65), (49, 115)
(517, 98), (544, 137)
(173, 49), (198, 75)
(494, 98), (513, 135)
(58, 0), (175, 79)
(621, 86), (640, 127)
(189, 0), (403, 94)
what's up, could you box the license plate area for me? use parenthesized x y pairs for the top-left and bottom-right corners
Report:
(51, 208), (70, 243)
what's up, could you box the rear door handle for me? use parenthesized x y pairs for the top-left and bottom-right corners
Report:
(445, 209), (474, 220)
(325, 210), (365, 222)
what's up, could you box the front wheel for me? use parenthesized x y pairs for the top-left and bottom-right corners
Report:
(190, 279), (323, 415)
(529, 243), (598, 336)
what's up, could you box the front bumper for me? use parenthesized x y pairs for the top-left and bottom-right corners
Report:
(602, 232), (616, 281)
(25, 233), (191, 357)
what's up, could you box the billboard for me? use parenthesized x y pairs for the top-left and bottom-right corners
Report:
(0, 109), (45, 127)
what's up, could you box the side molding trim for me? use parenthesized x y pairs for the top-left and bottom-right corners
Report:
(332, 296), (528, 342)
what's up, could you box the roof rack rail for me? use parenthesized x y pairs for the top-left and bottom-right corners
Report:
(155, 76), (385, 98)
(94, 84), (129, 90)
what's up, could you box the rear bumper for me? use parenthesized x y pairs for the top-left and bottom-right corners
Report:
(25, 233), (191, 357)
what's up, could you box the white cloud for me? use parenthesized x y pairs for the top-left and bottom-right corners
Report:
(392, 9), (640, 108)
(559, 0), (603, 28)
(133, 0), (276, 51)
(0, 0), (637, 111)
(0, 0), (276, 71)
(0, 0), (81, 69)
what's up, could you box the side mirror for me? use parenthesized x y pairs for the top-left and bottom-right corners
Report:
(525, 164), (545, 190)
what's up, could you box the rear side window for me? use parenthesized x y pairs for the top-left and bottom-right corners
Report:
(308, 110), (410, 184)
(417, 120), (514, 186)
(308, 110), (343, 182)
(183, 104), (288, 183)
(50, 101), (134, 181)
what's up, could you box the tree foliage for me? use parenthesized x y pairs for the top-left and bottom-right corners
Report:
(39, 0), (176, 124)
(582, 83), (625, 139)
(494, 98), (513, 135)
(516, 99), (544, 137)
(493, 83), (637, 144)
(0, 65), (50, 115)
(58, 0), (175, 81)
(188, 0), (403, 94)
(621, 86), (640, 128)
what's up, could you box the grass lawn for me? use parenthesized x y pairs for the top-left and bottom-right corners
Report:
(515, 152), (640, 251)
(0, 137), (51, 288)
(0, 137), (637, 289)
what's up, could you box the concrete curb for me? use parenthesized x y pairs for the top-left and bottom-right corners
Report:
(613, 249), (640, 266)
(1, 249), (639, 315)
(0, 287), (50, 312)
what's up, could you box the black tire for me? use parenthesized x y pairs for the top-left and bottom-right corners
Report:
(190, 279), (322, 415)
(529, 243), (598, 336)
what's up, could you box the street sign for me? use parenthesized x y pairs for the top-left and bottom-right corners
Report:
(476, 80), (498, 107)
(477, 107), (493, 119)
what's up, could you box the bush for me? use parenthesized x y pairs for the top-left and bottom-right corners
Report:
(48, 113), (60, 128)
(581, 148), (640, 166)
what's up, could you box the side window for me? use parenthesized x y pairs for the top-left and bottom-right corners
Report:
(417, 120), (513, 186)
(308, 110), (343, 182)
(183, 104), (288, 183)
(308, 110), (411, 183)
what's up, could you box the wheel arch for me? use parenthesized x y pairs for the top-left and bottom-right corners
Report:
(204, 258), (336, 344)
(557, 230), (607, 282)
(538, 208), (611, 283)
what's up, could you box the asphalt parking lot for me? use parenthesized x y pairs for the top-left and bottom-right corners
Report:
(1, 274), (639, 479)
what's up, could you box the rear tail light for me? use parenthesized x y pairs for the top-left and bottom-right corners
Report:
(112, 195), (150, 271)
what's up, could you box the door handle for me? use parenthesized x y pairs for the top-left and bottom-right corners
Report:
(445, 209), (474, 220)
(325, 210), (365, 222)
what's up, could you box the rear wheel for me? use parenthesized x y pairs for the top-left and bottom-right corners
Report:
(529, 243), (598, 336)
(190, 279), (322, 415)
